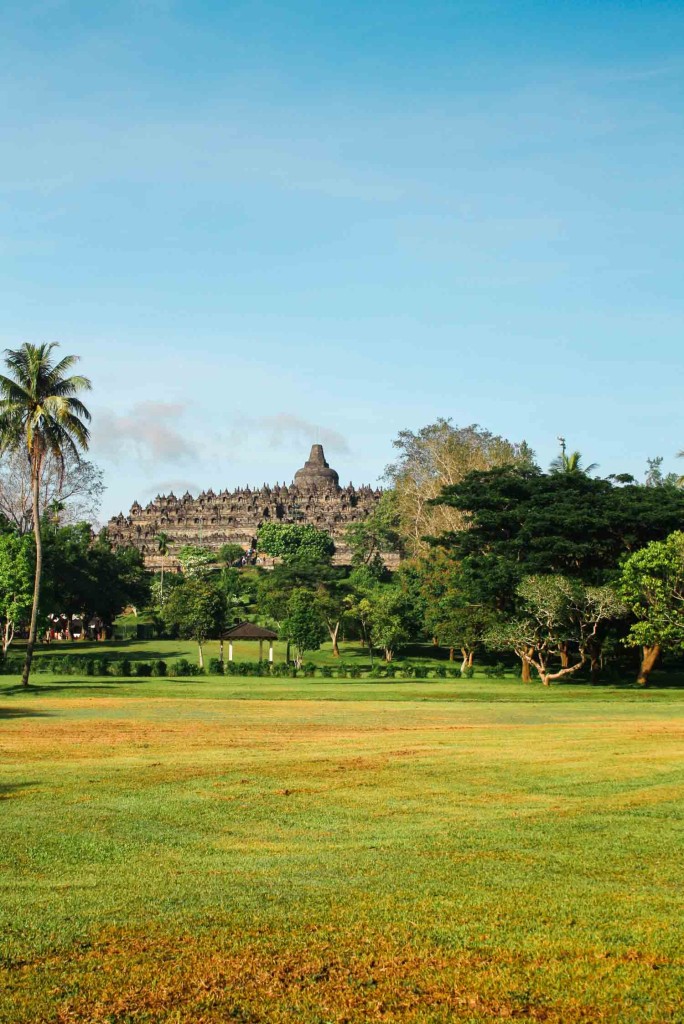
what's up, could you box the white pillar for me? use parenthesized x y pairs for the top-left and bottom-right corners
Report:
(269, 642), (274, 663)
(228, 641), (234, 662)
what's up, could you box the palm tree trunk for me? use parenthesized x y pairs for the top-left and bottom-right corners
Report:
(22, 465), (42, 687)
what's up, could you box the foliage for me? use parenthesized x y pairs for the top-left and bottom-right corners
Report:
(162, 577), (226, 667)
(257, 522), (335, 565)
(344, 490), (403, 569)
(365, 583), (412, 662)
(0, 446), (104, 534)
(0, 531), (34, 655)
(177, 545), (215, 578)
(0, 342), (92, 686)
(620, 532), (684, 664)
(280, 589), (328, 665)
(384, 419), (535, 554)
(485, 576), (625, 685)
(433, 466), (684, 609)
(218, 543), (246, 566)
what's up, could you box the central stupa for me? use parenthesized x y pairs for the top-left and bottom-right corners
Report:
(293, 444), (341, 492)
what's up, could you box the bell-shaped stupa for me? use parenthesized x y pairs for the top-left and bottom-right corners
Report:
(293, 444), (340, 492)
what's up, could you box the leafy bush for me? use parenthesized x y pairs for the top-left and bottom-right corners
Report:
(95, 658), (110, 677)
(484, 662), (507, 678)
(402, 664), (416, 678)
(170, 658), (194, 677)
(208, 658), (224, 676)
(348, 664), (362, 679)
(151, 659), (167, 677)
(135, 662), (152, 677)
(320, 665), (333, 678)
(112, 658), (132, 677)
(302, 661), (317, 678)
(384, 664), (397, 679)
(84, 659), (95, 676)
(433, 665), (447, 679)
(462, 665), (475, 679)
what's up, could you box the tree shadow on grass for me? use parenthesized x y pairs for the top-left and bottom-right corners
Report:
(0, 705), (53, 719)
(0, 678), (172, 696)
(0, 781), (40, 799)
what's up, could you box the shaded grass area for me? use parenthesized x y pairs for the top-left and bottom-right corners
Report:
(1, 692), (683, 1021)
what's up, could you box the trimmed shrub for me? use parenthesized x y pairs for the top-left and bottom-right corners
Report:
(135, 662), (152, 677)
(447, 667), (462, 679)
(84, 659), (96, 676)
(320, 665), (333, 678)
(208, 658), (224, 676)
(433, 665), (447, 679)
(402, 664), (416, 679)
(151, 659), (167, 678)
(384, 664), (397, 679)
(462, 665), (475, 679)
(484, 662), (506, 679)
(95, 658), (110, 677)
(302, 662), (317, 678)
(112, 658), (132, 677)
(348, 664), (362, 679)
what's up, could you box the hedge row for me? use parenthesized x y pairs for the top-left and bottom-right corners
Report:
(0, 654), (486, 680)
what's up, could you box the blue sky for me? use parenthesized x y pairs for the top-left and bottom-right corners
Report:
(1, 0), (682, 520)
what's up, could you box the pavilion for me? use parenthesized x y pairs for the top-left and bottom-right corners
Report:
(221, 621), (278, 663)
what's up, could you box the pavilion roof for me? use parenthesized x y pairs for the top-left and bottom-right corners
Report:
(222, 621), (278, 641)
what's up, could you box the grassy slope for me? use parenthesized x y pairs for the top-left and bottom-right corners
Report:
(1, 680), (683, 1022)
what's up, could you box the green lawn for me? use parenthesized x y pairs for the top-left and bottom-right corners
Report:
(1, 672), (682, 1022)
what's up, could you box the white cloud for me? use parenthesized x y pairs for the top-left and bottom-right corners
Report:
(236, 413), (350, 455)
(92, 401), (198, 465)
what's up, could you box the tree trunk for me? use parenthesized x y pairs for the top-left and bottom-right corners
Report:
(3, 618), (14, 657)
(198, 642), (204, 669)
(520, 647), (533, 682)
(559, 642), (569, 668)
(160, 558), (165, 606)
(449, 647), (454, 662)
(460, 648), (469, 674)
(329, 621), (341, 657)
(636, 645), (660, 687)
(468, 651), (474, 667)
(385, 648), (393, 662)
(22, 464), (42, 687)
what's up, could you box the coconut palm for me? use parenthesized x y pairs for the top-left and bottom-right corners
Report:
(0, 344), (91, 686)
(156, 531), (169, 606)
(549, 438), (598, 476)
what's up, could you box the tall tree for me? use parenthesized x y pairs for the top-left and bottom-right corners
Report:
(0, 446), (104, 534)
(620, 532), (684, 686)
(162, 577), (226, 669)
(0, 531), (34, 657)
(384, 419), (534, 555)
(155, 531), (169, 606)
(549, 437), (598, 476)
(0, 344), (91, 686)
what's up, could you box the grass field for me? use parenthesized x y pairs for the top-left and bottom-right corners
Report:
(1, 668), (683, 1022)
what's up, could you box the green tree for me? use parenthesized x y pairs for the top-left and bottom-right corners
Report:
(344, 490), (403, 569)
(486, 576), (624, 686)
(0, 531), (34, 656)
(177, 545), (214, 578)
(280, 588), (327, 667)
(0, 343), (91, 686)
(385, 419), (535, 555)
(162, 577), (226, 668)
(549, 438), (598, 476)
(155, 531), (169, 606)
(620, 532), (684, 686)
(218, 543), (246, 566)
(257, 523), (335, 565)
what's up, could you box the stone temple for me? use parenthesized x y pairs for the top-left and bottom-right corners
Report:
(106, 444), (389, 568)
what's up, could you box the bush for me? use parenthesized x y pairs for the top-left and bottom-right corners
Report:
(302, 661), (317, 678)
(208, 657), (224, 676)
(348, 664), (362, 679)
(462, 665), (475, 679)
(84, 658), (95, 676)
(112, 658), (132, 677)
(384, 664), (397, 679)
(135, 662), (152, 677)
(320, 665), (333, 678)
(484, 662), (507, 679)
(151, 659), (167, 677)
(402, 664), (416, 679)
(447, 667), (461, 679)
(170, 658), (193, 677)
(95, 658), (110, 677)
(433, 665), (447, 679)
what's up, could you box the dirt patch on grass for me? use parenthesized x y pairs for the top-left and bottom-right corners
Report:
(3, 928), (681, 1024)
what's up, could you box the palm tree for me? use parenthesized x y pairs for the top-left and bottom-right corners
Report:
(549, 437), (598, 476)
(0, 344), (91, 686)
(156, 531), (169, 605)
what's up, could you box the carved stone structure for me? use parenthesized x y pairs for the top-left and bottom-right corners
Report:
(106, 444), (391, 568)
